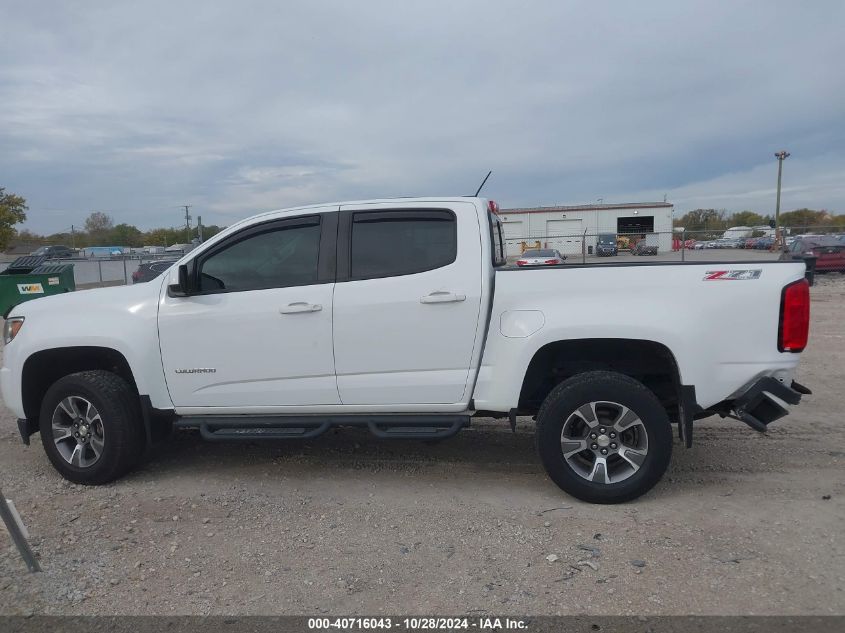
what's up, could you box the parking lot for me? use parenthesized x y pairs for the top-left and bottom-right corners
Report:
(511, 246), (782, 266)
(0, 275), (843, 617)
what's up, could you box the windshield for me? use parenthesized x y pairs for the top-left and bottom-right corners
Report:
(523, 249), (556, 257)
(803, 237), (842, 248)
(598, 234), (615, 244)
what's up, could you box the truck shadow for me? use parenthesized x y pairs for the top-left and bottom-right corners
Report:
(134, 418), (818, 500)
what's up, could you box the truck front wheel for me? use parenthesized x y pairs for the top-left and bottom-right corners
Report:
(536, 371), (672, 503)
(39, 370), (144, 484)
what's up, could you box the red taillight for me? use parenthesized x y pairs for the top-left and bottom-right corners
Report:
(545, 259), (560, 264)
(131, 271), (140, 280)
(778, 278), (810, 353)
(516, 260), (527, 266)
(488, 200), (500, 214)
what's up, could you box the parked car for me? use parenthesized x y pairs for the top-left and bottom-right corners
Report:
(1, 196), (811, 504)
(693, 241), (709, 250)
(781, 236), (845, 272)
(132, 259), (179, 283)
(631, 240), (658, 255)
(743, 237), (759, 249)
(595, 234), (618, 257)
(753, 237), (775, 250)
(30, 245), (75, 259)
(516, 249), (566, 266)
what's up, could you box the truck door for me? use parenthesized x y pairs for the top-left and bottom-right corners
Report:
(332, 201), (484, 406)
(158, 210), (339, 409)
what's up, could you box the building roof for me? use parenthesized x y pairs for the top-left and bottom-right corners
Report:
(501, 202), (673, 215)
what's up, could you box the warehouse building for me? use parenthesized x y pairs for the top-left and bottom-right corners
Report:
(497, 202), (674, 257)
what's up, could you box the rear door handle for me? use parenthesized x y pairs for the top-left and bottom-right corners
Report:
(420, 291), (466, 304)
(279, 302), (322, 314)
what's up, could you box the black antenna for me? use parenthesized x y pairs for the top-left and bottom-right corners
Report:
(473, 170), (492, 197)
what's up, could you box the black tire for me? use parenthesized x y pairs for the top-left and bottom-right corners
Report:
(536, 371), (672, 504)
(39, 370), (145, 484)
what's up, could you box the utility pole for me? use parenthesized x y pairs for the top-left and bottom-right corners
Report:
(774, 150), (790, 250)
(197, 215), (203, 242)
(182, 205), (192, 232)
(71, 225), (75, 249)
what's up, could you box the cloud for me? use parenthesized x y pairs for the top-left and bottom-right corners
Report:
(0, 0), (843, 232)
(626, 152), (845, 214)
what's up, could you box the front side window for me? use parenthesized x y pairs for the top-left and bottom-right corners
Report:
(349, 210), (456, 279)
(198, 219), (321, 292)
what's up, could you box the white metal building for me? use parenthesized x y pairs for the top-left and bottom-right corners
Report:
(497, 202), (674, 257)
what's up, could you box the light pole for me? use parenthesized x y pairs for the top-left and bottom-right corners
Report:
(774, 150), (790, 250)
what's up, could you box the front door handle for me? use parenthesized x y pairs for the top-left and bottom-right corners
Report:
(279, 302), (322, 314)
(420, 291), (466, 304)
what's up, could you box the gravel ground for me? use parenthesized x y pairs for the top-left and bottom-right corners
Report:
(1, 276), (843, 616)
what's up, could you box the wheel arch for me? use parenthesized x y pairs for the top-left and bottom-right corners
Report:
(518, 338), (685, 423)
(21, 346), (139, 423)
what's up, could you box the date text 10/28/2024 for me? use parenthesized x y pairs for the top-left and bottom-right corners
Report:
(307, 618), (528, 630)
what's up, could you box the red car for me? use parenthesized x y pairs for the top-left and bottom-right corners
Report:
(516, 249), (566, 266)
(782, 237), (845, 272)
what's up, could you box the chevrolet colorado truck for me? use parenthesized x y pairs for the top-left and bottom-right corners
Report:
(0, 197), (812, 503)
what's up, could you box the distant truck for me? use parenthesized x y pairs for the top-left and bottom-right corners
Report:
(723, 226), (754, 239)
(83, 246), (127, 258)
(1, 197), (812, 503)
(595, 234), (618, 256)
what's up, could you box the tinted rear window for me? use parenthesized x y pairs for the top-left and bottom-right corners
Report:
(523, 250), (556, 257)
(350, 210), (457, 279)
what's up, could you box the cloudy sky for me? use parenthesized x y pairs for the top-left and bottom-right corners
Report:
(2, 1), (843, 233)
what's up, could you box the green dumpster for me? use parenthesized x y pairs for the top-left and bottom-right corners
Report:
(0, 256), (76, 317)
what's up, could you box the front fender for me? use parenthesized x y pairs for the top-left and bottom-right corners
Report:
(1, 280), (173, 416)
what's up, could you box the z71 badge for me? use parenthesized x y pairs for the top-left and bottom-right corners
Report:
(703, 269), (762, 280)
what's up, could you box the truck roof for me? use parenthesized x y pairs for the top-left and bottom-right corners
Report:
(246, 196), (485, 222)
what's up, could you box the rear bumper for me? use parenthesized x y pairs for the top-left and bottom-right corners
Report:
(732, 376), (811, 432)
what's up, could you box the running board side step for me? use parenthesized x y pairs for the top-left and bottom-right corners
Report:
(173, 414), (470, 442)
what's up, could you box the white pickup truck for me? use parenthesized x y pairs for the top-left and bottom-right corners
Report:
(0, 197), (812, 503)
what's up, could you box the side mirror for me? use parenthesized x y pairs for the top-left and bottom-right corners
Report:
(168, 264), (192, 297)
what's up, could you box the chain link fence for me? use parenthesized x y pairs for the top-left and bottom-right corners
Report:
(0, 252), (183, 287)
(505, 226), (845, 274)
(4, 225), (844, 289)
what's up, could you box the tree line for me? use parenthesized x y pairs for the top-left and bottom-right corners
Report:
(673, 208), (844, 233)
(2, 186), (227, 251)
(16, 210), (226, 250)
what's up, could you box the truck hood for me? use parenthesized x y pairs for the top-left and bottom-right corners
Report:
(8, 279), (163, 319)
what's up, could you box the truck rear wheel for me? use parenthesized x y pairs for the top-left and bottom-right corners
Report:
(536, 371), (672, 503)
(39, 370), (144, 484)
